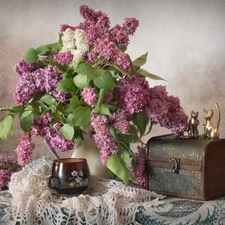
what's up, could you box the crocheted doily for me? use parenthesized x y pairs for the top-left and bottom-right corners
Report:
(4, 156), (165, 225)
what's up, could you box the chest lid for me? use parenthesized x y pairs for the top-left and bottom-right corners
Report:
(147, 134), (225, 171)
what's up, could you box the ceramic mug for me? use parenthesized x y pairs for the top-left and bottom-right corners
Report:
(48, 158), (90, 196)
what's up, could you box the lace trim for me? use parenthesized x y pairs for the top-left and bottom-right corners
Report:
(4, 156), (164, 225)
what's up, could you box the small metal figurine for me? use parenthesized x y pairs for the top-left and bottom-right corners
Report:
(187, 110), (200, 138)
(180, 110), (200, 139)
(202, 102), (220, 140)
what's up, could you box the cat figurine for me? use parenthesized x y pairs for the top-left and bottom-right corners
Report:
(203, 102), (220, 139)
(187, 110), (199, 137)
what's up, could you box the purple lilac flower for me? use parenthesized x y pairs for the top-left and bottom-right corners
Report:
(159, 96), (188, 135)
(13, 74), (38, 105)
(49, 134), (75, 152)
(53, 52), (74, 65)
(30, 113), (52, 137)
(81, 87), (98, 106)
(119, 75), (150, 115)
(91, 112), (117, 164)
(0, 169), (12, 190)
(15, 134), (35, 166)
(0, 155), (14, 167)
(67, 5), (138, 72)
(60, 24), (76, 33)
(104, 91), (114, 103)
(43, 65), (63, 92)
(51, 90), (71, 102)
(110, 112), (130, 134)
(15, 58), (38, 78)
(53, 122), (63, 132)
(110, 25), (130, 48)
(33, 68), (46, 91)
(122, 18), (139, 36)
(144, 85), (188, 135)
(132, 146), (146, 188)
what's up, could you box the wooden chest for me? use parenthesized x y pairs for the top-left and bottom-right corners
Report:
(146, 134), (225, 200)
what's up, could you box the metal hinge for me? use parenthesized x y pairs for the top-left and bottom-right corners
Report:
(170, 157), (181, 173)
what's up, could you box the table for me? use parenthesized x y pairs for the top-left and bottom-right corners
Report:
(1, 189), (225, 225)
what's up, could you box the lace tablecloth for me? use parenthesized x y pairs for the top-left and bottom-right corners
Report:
(1, 157), (225, 225)
(1, 190), (225, 225)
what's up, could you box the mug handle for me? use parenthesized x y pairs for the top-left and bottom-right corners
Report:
(48, 176), (60, 189)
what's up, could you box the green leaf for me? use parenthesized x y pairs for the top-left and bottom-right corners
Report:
(60, 123), (74, 140)
(74, 74), (89, 89)
(87, 67), (104, 81)
(133, 112), (149, 137)
(117, 133), (139, 143)
(95, 89), (105, 113)
(31, 93), (57, 111)
(67, 106), (91, 127)
(94, 71), (116, 91)
(39, 94), (57, 106)
(36, 45), (51, 55)
(75, 62), (87, 74)
(70, 95), (81, 112)
(98, 103), (111, 116)
(20, 114), (34, 132)
(118, 144), (132, 166)
(23, 48), (38, 63)
(138, 68), (165, 81)
(57, 79), (76, 93)
(132, 52), (148, 69)
(106, 154), (131, 184)
(0, 115), (13, 141)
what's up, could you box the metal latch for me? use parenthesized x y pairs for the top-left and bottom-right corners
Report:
(170, 157), (181, 173)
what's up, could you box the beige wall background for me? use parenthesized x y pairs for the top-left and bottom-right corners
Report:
(0, 0), (225, 160)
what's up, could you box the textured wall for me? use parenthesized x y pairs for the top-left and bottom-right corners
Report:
(0, 0), (225, 160)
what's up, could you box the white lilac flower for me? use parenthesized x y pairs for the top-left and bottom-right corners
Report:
(61, 28), (89, 67)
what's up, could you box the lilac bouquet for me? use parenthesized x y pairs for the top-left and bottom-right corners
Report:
(0, 5), (188, 186)
(0, 155), (21, 190)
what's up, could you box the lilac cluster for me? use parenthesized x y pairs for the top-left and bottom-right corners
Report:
(13, 61), (71, 105)
(30, 114), (75, 152)
(118, 76), (188, 136)
(0, 169), (12, 190)
(0, 154), (21, 190)
(16, 114), (75, 166)
(53, 52), (74, 65)
(131, 146), (146, 188)
(91, 112), (117, 164)
(15, 134), (35, 165)
(145, 85), (188, 136)
(119, 75), (151, 115)
(60, 5), (139, 72)
(81, 87), (98, 106)
(110, 112), (130, 134)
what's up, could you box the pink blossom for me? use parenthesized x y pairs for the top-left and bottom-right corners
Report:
(132, 146), (146, 188)
(81, 87), (98, 106)
(104, 91), (114, 103)
(122, 18), (139, 36)
(0, 169), (12, 190)
(15, 134), (35, 166)
(53, 52), (74, 65)
(144, 85), (188, 135)
(110, 112), (130, 134)
(43, 65), (63, 92)
(91, 112), (117, 164)
(15, 58), (38, 78)
(119, 75), (150, 114)
(13, 75), (38, 105)
(49, 134), (75, 152)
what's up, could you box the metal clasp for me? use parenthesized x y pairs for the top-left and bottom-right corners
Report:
(170, 157), (181, 174)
